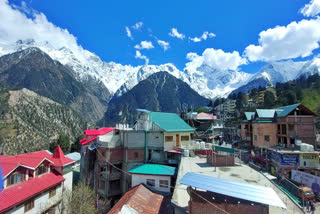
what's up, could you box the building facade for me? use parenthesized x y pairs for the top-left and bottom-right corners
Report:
(0, 146), (74, 214)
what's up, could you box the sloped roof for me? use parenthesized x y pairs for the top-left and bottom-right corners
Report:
(274, 103), (303, 117)
(244, 112), (255, 121)
(179, 172), (286, 209)
(80, 136), (97, 145)
(52, 145), (75, 166)
(0, 172), (64, 212)
(0, 146), (74, 177)
(256, 109), (276, 118)
(108, 184), (170, 214)
(85, 127), (115, 136)
(197, 113), (217, 120)
(150, 112), (194, 133)
(128, 164), (176, 176)
(65, 152), (81, 162)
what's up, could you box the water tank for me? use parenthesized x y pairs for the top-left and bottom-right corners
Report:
(183, 150), (189, 157)
(195, 142), (200, 150)
(200, 141), (206, 150)
(295, 140), (302, 146)
(300, 143), (308, 152)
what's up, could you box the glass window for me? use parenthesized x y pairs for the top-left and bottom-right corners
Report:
(264, 135), (270, 142)
(165, 136), (173, 142)
(49, 187), (56, 198)
(181, 136), (190, 141)
(24, 199), (34, 212)
(36, 164), (47, 176)
(8, 172), (24, 186)
(160, 180), (168, 188)
(146, 179), (155, 187)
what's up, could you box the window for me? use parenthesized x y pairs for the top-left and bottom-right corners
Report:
(254, 135), (257, 141)
(36, 163), (47, 176)
(49, 187), (56, 198)
(281, 124), (287, 135)
(8, 171), (24, 186)
(146, 179), (155, 187)
(264, 135), (270, 142)
(181, 136), (190, 141)
(134, 152), (139, 159)
(160, 180), (168, 188)
(24, 199), (34, 212)
(165, 136), (173, 142)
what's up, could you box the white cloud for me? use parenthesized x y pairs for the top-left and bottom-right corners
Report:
(301, 0), (320, 17)
(135, 50), (149, 64)
(189, 31), (216, 42)
(244, 17), (320, 62)
(157, 40), (170, 51)
(132, 22), (143, 30)
(134, 41), (154, 50)
(125, 26), (133, 39)
(186, 48), (247, 71)
(0, 0), (87, 59)
(168, 28), (185, 39)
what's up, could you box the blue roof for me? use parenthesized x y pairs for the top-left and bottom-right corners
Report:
(128, 164), (176, 176)
(179, 172), (286, 208)
(256, 109), (276, 118)
(150, 112), (194, 133)
(274, 103), (300, 117)
(66, 152), (81, 161)
(244, 112), (255, 120)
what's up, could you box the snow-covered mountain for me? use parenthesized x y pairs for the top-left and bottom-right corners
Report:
(232, 59), (320, 94)
(0, 39), (252, 99)
(1, 39), (320, 99)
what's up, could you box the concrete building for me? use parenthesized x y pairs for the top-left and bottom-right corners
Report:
(0, 146), (74, 214)
(80, 110), (195, 209)
(241, 104), (317, 149)
(215, 99), (237, 120)
(128, 164), (175, 193)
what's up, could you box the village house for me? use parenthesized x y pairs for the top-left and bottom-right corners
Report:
(128, 164), (175, 193)
(241, 104), (317, 149)
(79, 109), (195, 209)
(0, 146), (74, 214)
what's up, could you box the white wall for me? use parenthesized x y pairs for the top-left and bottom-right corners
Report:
(131, 174), (171, 192)
(7, 184), (63, 214)
(63, 171), (73, 192)
(164, 132), (192, 151)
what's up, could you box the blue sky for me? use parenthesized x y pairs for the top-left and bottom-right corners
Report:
(5, 0), (320, 73)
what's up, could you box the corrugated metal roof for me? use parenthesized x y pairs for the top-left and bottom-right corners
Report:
(274, 103), (300, 117)
(65, 152), (81, 162)
(128, 164), (176, 176)
(179, 172), (286, 208)
(244, 112), (255, 121)
(256, 109), (276, 118)
(150, 112), (194, 133)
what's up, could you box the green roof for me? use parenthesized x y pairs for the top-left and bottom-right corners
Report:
(244, 112), (255, 121)
(256, 109), (276, 118)
(128, 164), (176, 176)
(150, 112), (194, 133)
(274, 103), (300, 117)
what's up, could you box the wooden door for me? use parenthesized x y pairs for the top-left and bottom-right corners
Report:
(176, 134), (180, 147)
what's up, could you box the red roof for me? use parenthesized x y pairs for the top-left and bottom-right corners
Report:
(108, 184), (170, 214)
(0, 147), (74, 177)
(0, 172), (65, 212)
(84, 127), (115, 136)
(197, 113), (217, 120)
(81, 136), (97, 145)
(51, 145), (75, 166)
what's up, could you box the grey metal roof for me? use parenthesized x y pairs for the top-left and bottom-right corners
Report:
(179, 172), (286, 209)
(65, 152), (81, 161)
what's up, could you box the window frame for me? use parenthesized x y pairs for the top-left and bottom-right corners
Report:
(159, 180), (169, 188)
(8, 171), (25, 186)
(36, 163), (47, 176)
(181, 136), (190, 141)
(264, 135), (270, 142)
(165, 136), (173, 142)
(24, 199), (34, 212)
(146, 179), (155, 187)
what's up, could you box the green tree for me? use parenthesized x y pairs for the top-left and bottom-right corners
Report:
(70, 134), (85, 153)
(196, 107), (207, 113)
(287, 91), (297, 105)
(50, 133), (70, 153)
(65, 182), (97, 214)
(264, 91), (275, 108)
(296, 88), (303, 101)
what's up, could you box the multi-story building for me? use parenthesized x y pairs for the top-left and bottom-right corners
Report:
(241, 104), (317, 149)
(215, 99), (237, 120)
(80, 110), (195, 208)
(0, 146), (74, 214)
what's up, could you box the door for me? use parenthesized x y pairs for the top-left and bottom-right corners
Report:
(176, 134), (180, 147)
